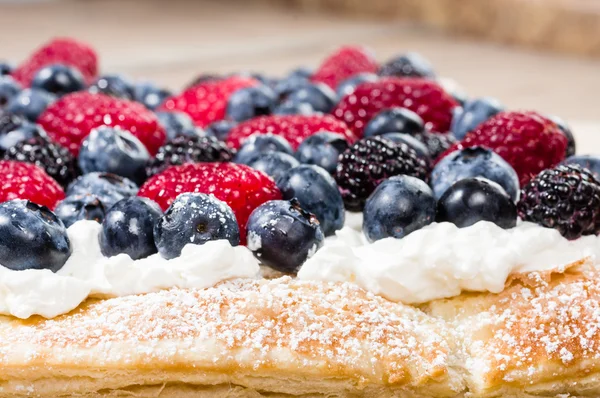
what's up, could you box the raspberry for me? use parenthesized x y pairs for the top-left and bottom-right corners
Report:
(3, 136), (78, 187)
(138, 162), (281, 243)
(443, 111), (567, 185)
(146, 135), (235, 177)
(311, 46), (378, 89)
(38, 92), (166, 156)
(11, 38), (98, 87)
(226, 114), (356, 150)
(0, 160), (65, 209)
(418, 131), (456, 160)
(334, 136), (430, 211)
(518, 165), (600, 239)
(332, 78), (458, 137)
(159, 76), (258, 127)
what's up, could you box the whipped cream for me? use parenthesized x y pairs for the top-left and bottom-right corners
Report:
(299, 221), (600, 304)
(0, 221), (260, 319)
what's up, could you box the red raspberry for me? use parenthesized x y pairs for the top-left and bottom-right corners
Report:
(159, 76), (258, 127)
(38, 92), (166, 156)
(11, 38), (98, 87)
(332, 78), (458, 137)
(442, 111), (567, 185)
(138, 162), (281, 243)
(226, 114), (356, 150)
(311, 46), (378, 89)
(0, 161), (64, 209)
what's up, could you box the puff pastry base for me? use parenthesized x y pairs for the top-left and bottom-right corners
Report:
(0, 260), (599, 397)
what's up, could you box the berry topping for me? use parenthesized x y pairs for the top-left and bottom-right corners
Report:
(0, 76), (22, 108)
(334, 136), (430, 211)
(205, 120), (237, 141)
(363, 107), (425, 138)
(363, 175), (436, 242)
(133, 81), (172, 110)
(418, 131), (456, 160)
(6, 89), (55, 122)
(156, 111), (202, 140)
(78, 126), (150, 184)
(0, 111), (28, 136)
(226, 114), (355, 150)
(437, 177), (517, 229)
(284, 82), (338, 113)
(336, 73), (378, 98)
(246, 199), (324, 274)
(0, 122), (45, 154)
(99, 197), (163, 260)
(272, 100), (315, 116)
(159, 76), (258, 127)
(563, 155), (600, 181)
(154, 193), (240, 259)
(333, 78), (458, 137)
(246, 152), (300, 182)
(146, 135), (234, 177)
(67, 172), (138, 208)
(311, 45), (378, 89)
(38, 91), (166, 156)
(517, 165), (600, 239)
(0, 160), (64, 209)
(431, 146), (519, 201)
(0, 199), (71, 272)
(88, 74), (135, 100)
(31, 64), (85, 97)
(3, 135), (78, 187)
(450, 97), (504, 140)
(381, 133), (430, 161)
(443, 111), (567, 185)
(54, 194), (107, 228)
(378, 52), (435, 78)
(138, 162), (281, 243)
(225, 85), (277, 122)
(295, 131), (349, 174)
(0, 62), (13, 76)
(277, 165), (345, 236)
(234, 133), (293, 164)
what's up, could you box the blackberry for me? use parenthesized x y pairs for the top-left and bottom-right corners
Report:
(418, 132), (456, 160)
(146, 135), (235, 177)
(3, 135), (79, 187)
(517, 165), (600, 240)
(334, 135), (429, 211)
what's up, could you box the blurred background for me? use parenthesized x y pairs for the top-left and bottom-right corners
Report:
(0, 0), (599, 144)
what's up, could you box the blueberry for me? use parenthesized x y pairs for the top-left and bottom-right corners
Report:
(205, 120), (237, 141)
(154, 193), (240, 259)
(549, 115), (576, 157)
(286, 82), (337, 113)
(99, 197), (162, 260)
(78, 126), (150, 184)
(6, 88), (56, 122)
(0, 76), (22, 108)
(88, 74), (135, 99)
(226, 85), (277, 122)
(295, 132), (349, 174)
(246, 199), (324, 273)
(247, 151), (300, 182)
(0, 199), (71, 272)
(31, 64), (85, 97)
(274, 76), (309, 100)
(431, 147), (519, 201)
(379, 52), (435, 78)
(336, 73), (378, 98)
(381, 133), (430, 161)
(234, 133), (293, 164)
(0, 62), (13, 76)
(364, 107), (425, 138)
(277, 165), (344, 236)
(287, 66), (313, 80)
(0, 122), (45, 153)
(156, 111), (205, 140)
(437, 177), (517, 229)
(67, 172), (138, 207)
(363, 175), (436, 242)
(134, 81), (172, 110)
(55, 194), (107, 227)
(563, 155), (600, 180)
(450, 98), (503, 140)
(272, 100), (315, 116)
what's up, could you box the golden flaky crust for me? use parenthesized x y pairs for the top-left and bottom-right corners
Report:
(0, 263), (600, 397)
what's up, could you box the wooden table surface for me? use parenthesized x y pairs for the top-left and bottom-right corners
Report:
(0, 0), (598, 152)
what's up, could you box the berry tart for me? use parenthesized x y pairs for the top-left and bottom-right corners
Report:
(0, 39), (598, 397)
